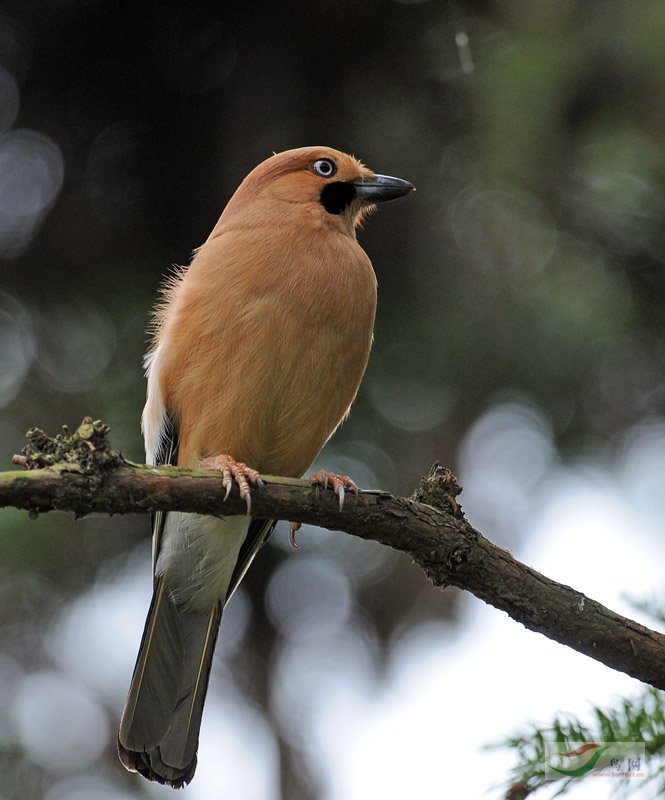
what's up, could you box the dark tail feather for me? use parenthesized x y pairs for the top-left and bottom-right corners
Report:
(118, 578), (221, 788)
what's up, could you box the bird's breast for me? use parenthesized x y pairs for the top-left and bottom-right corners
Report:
(159, 228), (377, 476)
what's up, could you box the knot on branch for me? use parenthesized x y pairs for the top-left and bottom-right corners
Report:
(412, 462), (464, 518)
(12, 417), (123, 472)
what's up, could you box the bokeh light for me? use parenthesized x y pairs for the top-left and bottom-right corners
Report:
(449, 184), (558, 278)
(35, 299), (116, 394)
(0, 12), (32, 84)
(190, 699), (279, 800)
(0, 129), (64, 259)
(0, 291), (36, 409)
(618, 419), (665, 525)
(45, 777), (136, 800)
(12, 669), (109, 772)
(458, 397), (557, 547)
(45, 550), (152, 703)
(265, 554), (352, 642)
(270, 624), (378, 755)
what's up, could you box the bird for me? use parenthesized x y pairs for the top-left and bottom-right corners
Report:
(117, 146), (413, 787)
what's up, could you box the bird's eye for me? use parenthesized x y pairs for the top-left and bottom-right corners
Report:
(312, 158), (337, 178)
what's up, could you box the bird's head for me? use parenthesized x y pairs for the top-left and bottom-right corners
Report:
(215, 146), (414, 238)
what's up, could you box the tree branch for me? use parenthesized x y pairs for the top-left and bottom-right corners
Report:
(3, 418), (665, 690)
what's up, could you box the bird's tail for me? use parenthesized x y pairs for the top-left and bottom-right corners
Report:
(118, 578), (221, 788)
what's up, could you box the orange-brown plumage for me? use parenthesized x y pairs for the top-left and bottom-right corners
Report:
(150, 147), (378, 473)
(120, 146), (413, 788)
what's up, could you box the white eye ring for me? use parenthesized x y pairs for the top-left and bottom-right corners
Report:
(312, 158), (337, 178)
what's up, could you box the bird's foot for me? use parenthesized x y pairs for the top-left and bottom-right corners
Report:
(198, 454), (264, 515)
(289, 470), (360, 545)
(310, 470), (359, 511)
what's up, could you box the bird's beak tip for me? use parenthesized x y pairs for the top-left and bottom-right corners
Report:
(353, 174), (415, 203)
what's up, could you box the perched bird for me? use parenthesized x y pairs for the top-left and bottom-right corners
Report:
(118, 146), (413, 787)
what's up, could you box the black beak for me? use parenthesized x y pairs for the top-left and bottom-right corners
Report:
(353, 174), (415, 203)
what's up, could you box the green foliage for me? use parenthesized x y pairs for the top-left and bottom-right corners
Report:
(497, 687), (665, 799)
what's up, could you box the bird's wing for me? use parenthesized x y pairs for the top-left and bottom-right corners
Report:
(226, 518), (276, 603)
(150, 413), (179, 577)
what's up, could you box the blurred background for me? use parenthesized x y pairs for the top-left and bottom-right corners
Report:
(1, 0), (665, 798)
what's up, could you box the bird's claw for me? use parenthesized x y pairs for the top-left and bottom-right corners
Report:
(310, 469), (359, 511)
(289, 521), (301, 548)
(199, 454), (263, 516)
